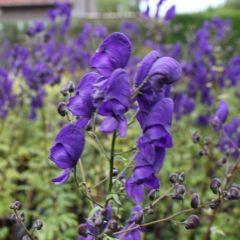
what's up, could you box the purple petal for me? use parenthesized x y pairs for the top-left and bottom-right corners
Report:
(52, 169), (71, 185)
(90, 32), (132, 76)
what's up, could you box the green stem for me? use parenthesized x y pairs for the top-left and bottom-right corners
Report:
(13, 210), (35, 240)
(108, 131), (117, 192)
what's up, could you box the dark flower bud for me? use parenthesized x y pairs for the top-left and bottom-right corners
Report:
(67, 81), (75, 93)
(178, 172), (185, 183)
(57, 102), (68, 117)
(199, 146), (209, 156)
(185, 215), (200, 229)
(192, 131), (201, 143)
(113, 168), (118, 177)
(94, 215), (103, 227)
(172, 184), (186, 200)
(20, 212), (25, 222)
(216, 156), (227, 167)
(209, 199), (221, 209)
(60, 84), (69, 96)
(148, 189), (157, 201)
(43, 33), (50, 42)
(134, 211), (143, 224)
(106, 219), (118, 233)
(9, 213), (17, 222)
(33, 219), (43, 230)
(78, 223), (88, 236)
(204, 136), (211, 145)
(146, 205), (154, 215)
(169, 173), (178, 184)
(210, 178), (221, 194)
(191, 193), (200, 209)
(9, 201), (22, 210)
(22, 235), (31, 240)
(227, 186), (240, 200)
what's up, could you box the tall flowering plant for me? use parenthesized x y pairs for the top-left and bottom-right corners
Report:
(48, 32), (182, 239)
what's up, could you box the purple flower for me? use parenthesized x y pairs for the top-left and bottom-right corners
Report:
(155, 0), (166, 18)
(93, 69), (131, 137)
(68, 72), (100, 127)
(164, 5), (176, 22)
(118, 205), (143, 240)
(211, 100), (229, 130)
(126, 98), (174, 202)
(26, 20), (45, 37)
(90, 32), (132, 77)
(126, 154), (160, 203)
(0, 67), (15, 118)
(49, 124), (85, 184)
(134, 51), (181, 126)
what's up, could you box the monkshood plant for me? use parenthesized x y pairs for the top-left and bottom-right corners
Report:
(10, 32), (235, 240)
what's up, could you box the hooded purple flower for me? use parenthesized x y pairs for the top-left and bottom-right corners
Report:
(93, 69), (131, 137)
(134, 51), (181, 127)
(126, 153), (160, 203)
(68, 72), (100, 127)
(126, 98), (173, 203)
(49, 124), (85, 184)
(90, 32), (132, 77)
(211, 100), (229, 130)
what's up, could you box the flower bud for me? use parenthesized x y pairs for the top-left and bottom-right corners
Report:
(33, 219), (43, 230)
(192, 131), (201, 143)
(148, 189), (157, 201)
(67, 81), (75, 93)
(216, 156), (227, 167)
(113, 168), (118, 177)
(106, 219), (118, 233)
(20, 212), (25, 222)
(94, 215), (103, 227)
(134, 211), (143, 224)
(210, 178), (221, 194)
(199, 146), (209, 156)
(191, 193), (200, 209)
(22, 235), (31, 240)
(60, 84), (69, 96)
(185, 215), (200, 229)
(78, 223), (88, 236)
(146, 205), (154, 215)
(172, 184), (186, 200)
(227, 186), (240, 200)
(203, 136), (211, 145)
(178, 172), (185, 183)
(209, 199), (221, 209)
(57, 102), (68, 117)
(9, 201), (22, 210)
(9, 213), (17, 223)
(169, 173), (178, 184)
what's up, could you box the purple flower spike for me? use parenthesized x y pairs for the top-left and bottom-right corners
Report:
(68, 72), (100, 127)
(148, 56), (182, 90)
(49, 124), (85, 184)
(90, 32), (132, 77)
(211, 100), (229, 130)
